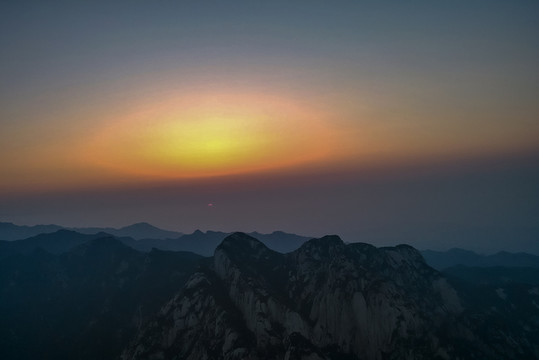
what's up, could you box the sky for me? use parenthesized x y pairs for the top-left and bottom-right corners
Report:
(1, 0), (538, 253)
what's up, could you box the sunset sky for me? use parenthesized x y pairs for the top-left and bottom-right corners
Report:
(1, 1), (538, 253)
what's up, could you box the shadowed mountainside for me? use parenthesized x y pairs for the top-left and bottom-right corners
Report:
(0, 236), (202, 360)
(2, 231), (538, 359)
(0, 227), (310, 256)
(124, 233), (539, 360)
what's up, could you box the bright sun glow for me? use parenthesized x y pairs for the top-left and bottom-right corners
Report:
(84, 91), (335, 178)
(150, 115), (273, 171)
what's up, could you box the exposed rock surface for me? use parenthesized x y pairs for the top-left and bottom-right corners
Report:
(123, 233), (538, 359)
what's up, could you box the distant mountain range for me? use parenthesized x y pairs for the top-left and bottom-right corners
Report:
(0, 221), (182, 241)
(5, 221), (539, 266)
(0, 230), (111, 256)
(421, 248), (539, 270)
(420, 248), (539, 286)
(4, 221), (539, 266)
(0, 226), (311, 256)
(0, 222), (64, 241)
(2, 232), (537, 359)
(74, 222), (184, 240)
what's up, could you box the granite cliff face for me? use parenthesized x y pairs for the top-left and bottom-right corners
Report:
(124, 233), (538, 360)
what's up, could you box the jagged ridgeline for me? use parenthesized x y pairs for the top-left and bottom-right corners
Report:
(1, 233), (538, 360)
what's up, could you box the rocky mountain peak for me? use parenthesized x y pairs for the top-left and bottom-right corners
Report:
(294, 234), (345, 261)
(214, 233), (277, 270)
(5, 230), (539, 360)
(381, 244), (427, 269)
(306, 234), (343, 246)
(122, 234), (538, 360)
(217, 232), (269, 253)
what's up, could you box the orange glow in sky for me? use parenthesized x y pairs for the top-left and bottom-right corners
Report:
(83, 92), (336, 179)
(2, 1), (538, 194)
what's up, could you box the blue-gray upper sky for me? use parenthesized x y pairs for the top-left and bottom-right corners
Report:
(1, 0), (538, 253)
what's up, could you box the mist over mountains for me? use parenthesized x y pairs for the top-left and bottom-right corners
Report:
(2, 221), (538, 265)
(1, 228), (538, 359)
(0, 222), (311, 256)
(0, 221), (182, 241)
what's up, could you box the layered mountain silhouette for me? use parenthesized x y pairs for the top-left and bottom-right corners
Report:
(0, 221), (183, 241)
(0, 222), (63, 241)
(0, 236), (202, 360)
(0, 226), (310, 256)
(73, 222), (184, 240)
(1, 232), (538, 359)
(123, 233), (538, 359)
(421, 248), (539, 270)
(0, 230), (108, 256)
(421, 248), (539, 286)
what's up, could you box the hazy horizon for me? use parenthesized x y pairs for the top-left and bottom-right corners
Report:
(3, 148), (538, 254)
(1, 1), (538, 255)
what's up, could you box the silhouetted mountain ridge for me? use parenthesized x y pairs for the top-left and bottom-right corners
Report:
(124, 233), (539, 360)
(0, 222), (310, 255)
(0, 221), (182, 241)
(0, 230), (111, 257)
(2, 231), (538, 359)
(0, 235), (202, 360)
(75, 222), (183, 240)
(0, 222), (63, 241)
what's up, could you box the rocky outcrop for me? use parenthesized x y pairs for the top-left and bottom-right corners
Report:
(122, 270), (257, 360)
(123, 233), (538, 360)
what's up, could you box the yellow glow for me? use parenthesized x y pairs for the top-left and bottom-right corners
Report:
(149, 115), (272, 171)
(83, 91), (336, 178)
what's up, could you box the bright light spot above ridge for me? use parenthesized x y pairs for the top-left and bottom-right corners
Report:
(84, 91), (335, 178)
